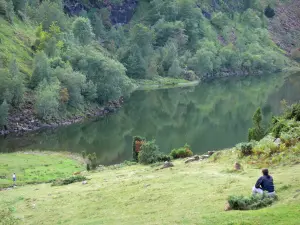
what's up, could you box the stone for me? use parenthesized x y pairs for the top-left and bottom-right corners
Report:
(201, 155), (210, 159)
(185, 155), (200, 163)
(161, 161), (174, 169)
(82, 180), (87, 185)
(234, 162), (242, 170)
(274, 138), (281, 147)
(224, 202), (231, 211)
(208, 151), (215, 156)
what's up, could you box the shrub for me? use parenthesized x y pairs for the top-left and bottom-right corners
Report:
(264, 5), (275, 18)
(72, 17), (95, 46)
(132, 136), (145, 162)
(285, 103), (300, 121)
(248, 108), (265, 141)
(170, 144), (193, 159)
(0, 0), (6, 16)
(52, 175), (86, 186)
(35, 79), (60, 120)
(228, 193), (277, 210)
(0, 208), (18, 225)
(236, 142), (253, 157)
(0, 100), (9, 127)
(138, 140), (169, 164)
(30, 52), (51, 89)
(87, 152), (98, 170)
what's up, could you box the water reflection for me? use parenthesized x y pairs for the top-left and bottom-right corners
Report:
(1, 72), (300, 165)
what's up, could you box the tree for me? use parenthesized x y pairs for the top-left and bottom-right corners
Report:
(30, 52), (51, 89)
(0, 100), (9, 127)
(35, 79), (60, 120)
(32, 0), (68, 31)
(72, 17), (95, 46)
(168, 59), (182, 77)
(248, 107), (265, 141)
(9, 58), (25, 107)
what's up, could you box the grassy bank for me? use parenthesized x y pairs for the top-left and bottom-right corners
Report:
(0, 152), (84, 188)
(0, 148), (299, 225)
(134, 77), (200, 90)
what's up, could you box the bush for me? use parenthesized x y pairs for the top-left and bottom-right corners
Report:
(138, 140), (169, 164)
(0, 100), (9, 127)
(132, 136), (145, 162)
(72, 17), (95, 46)
(228, 193), (278, 210)
(30, 52), (51, 89)
(285, 103), (300, 121)
(87, 152), (97, 170)
(35, 79), (60, 120)
(236, 142), (253, 157)
(170, 144), (193, 159)
(52, 175), (86, 186)
(248, 108), (265, 141)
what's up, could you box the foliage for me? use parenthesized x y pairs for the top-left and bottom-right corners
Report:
(248, 108), (265, 141)
(264, 5), (275, 18)
(35, 79), (60, 120)
(52, 175), (87, 186)
(72, 17), (95, 46)
(0, 100), (9, 127)
(132, 136), (146, 162)
(138, 139), (169, 164)
(87, 152), (98, 170)
(236, 142), (253, 157)
(28, 0), (68, 31)
(284, 103), (300, 121)
(30, 52), (51, 89)
(228, 193), (278, 210)
(0, 208), (18, 225)
(170, 144), (193, 159)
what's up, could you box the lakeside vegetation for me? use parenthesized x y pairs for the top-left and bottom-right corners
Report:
(1, 103), (300, 224)
(0, 0), (299, 128)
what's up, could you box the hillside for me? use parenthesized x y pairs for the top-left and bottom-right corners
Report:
(0, 0), (300, 135)
(1, 149), (300, 224)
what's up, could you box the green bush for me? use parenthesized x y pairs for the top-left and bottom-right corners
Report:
(35, 79), (60, 120)
(228, 193), (278, 210)
(0, 208), (18, 225)
(0, 100), (9, 127)
(138, 140), (169, 165)
(285, 103), (300, 121)
(0, 0), (6, 16)
(248, 108), (265, 141)
(72, 17), (95, 46)
(132, 136), (146, 162)
(52, 175), (87, 186)
(170, 144), (193, 159)
(87, 152), (98, 170)
(236, 142), (253, 157)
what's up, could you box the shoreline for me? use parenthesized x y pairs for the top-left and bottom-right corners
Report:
(0, 98), (124, 137)
(0, 78), (199, 137)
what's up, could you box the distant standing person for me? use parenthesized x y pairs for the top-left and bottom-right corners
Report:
(252, 168), (275, 196)
(13, 173), (16, 186)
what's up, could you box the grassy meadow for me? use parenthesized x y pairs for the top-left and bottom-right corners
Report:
(0, 152), (84, 188)
(0, 149), (300, 225)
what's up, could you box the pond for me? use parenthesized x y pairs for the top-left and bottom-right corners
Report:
(1, 72), (300, 165)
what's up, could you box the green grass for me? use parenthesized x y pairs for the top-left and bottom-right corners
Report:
(135, 77), (199, 90)
(0, 151), (84, 188)
(0, 17), (35, 77)
(0, 149), (299, 224)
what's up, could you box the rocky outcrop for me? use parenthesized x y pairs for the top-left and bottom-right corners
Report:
(63, 0), (138, 25)
(268, 0), (300, 54)
(0, 98), (124, 136)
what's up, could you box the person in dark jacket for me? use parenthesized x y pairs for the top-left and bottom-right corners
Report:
(252, 168), (275, 195)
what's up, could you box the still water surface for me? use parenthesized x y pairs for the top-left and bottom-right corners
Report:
(1, 73), (300, 165)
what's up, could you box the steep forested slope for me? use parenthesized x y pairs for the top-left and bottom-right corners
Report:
(0, 0), (299, 133)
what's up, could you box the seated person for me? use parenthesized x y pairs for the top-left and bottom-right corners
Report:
(252, 168), (275, 195)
